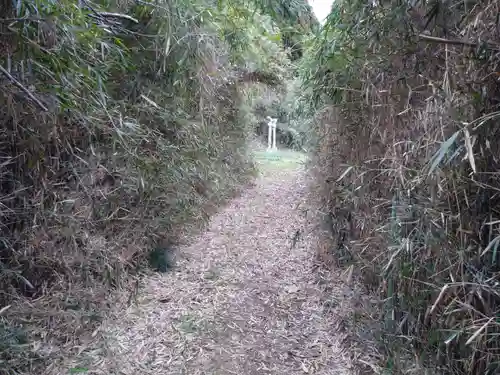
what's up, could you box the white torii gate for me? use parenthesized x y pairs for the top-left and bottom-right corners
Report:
(266, 116), (277, 151)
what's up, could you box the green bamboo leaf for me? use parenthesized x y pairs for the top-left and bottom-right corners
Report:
(427, 130), (460, 176)
(69, 368), (89, 374)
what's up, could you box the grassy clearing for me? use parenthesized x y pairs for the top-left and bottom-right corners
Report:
(253, 147), (307, 174)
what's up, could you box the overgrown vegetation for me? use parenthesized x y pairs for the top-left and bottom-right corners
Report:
(305, 0), (500, 374)
(0, 0), (315, 373)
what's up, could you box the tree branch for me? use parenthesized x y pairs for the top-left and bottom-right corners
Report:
(0, 65), (49, 111)
(418, 33), (498, 50)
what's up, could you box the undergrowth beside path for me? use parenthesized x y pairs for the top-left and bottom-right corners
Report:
(0, 1), (303, 372)
(45, 149), (352, 375)
(300, 1), (500, 373)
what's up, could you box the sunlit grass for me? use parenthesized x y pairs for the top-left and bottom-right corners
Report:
(253, 147), (307, 173)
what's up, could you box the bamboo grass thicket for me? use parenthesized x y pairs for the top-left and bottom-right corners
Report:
(0, 0), (316, 373)
(303, 0), (500, 374)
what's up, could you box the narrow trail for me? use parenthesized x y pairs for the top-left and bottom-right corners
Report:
(96, 156), (351, 375)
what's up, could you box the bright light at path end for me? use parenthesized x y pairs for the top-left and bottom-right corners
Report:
(308, 0), (335, 24)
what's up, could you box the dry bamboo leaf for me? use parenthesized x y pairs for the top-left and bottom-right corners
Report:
(428, 284), (449, 317)
(428, 131), (460, 175)
(463, 128), (476, 173)
(336, 166), (353, 182)
(300, 362), (309, 373)
(0, 305), (11, 315)
(465, 317), (494, 346)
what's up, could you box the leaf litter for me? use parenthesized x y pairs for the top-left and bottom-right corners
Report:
(52, 165), (353, 375)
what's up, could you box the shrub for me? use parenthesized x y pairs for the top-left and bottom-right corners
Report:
(305, 0), (500, 374)
(0, 0), (287, 372)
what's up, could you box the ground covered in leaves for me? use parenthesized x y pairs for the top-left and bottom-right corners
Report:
(56, 149), (352, 375)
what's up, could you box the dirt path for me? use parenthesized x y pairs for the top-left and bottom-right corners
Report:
(92, 156), (351, 375)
